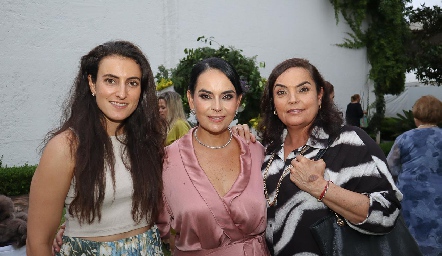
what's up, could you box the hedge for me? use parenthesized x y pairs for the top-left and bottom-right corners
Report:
(0, 164), (36, 196)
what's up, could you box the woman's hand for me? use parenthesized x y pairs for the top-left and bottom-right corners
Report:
(289, 155), (327, 198)
(289, 155), (370, 224)
(52, 224), (65, 255)
(232, 124), (256, 143)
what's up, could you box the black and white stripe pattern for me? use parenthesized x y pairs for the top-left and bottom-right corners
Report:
(264, 125), (403, 256)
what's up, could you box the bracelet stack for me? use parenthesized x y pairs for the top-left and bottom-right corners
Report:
(317, 180), (333, 202)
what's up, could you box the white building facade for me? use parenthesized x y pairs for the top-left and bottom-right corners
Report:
(0, 0), (373, 166)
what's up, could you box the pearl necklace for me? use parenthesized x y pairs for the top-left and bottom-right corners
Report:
(418, 124), (437, 128)
(193, 128), (233, 149)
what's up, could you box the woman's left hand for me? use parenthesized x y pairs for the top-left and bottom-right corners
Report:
(232, 124), (256, 143)
(289, 155), (326, 196)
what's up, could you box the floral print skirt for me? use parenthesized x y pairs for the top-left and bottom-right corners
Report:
(56, 225), (163, 256)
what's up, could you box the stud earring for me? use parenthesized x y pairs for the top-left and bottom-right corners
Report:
(92, 93), (95, 97)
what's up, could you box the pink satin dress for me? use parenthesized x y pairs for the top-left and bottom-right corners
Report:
(157, 128), (269, 256)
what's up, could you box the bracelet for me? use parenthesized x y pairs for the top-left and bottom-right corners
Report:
(317, 180), (333, 202)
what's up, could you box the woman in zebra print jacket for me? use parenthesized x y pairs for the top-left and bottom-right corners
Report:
(257, 58), (402, 255)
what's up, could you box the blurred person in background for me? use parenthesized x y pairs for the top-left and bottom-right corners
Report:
(323, 81), (334, 101)
(158, 91), (191, 146)
(345, 93), (365, 127)
(387, 95), (442, 256)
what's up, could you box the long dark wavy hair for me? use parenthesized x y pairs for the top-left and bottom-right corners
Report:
(43, 41), (167, 224)
(258, 58), (343, 154)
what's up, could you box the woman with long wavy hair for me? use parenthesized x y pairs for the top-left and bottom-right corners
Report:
(27, 41), (166, 255)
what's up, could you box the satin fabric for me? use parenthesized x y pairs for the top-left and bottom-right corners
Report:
(157, 128), (269, 255)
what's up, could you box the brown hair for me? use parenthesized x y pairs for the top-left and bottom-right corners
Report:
(412, 95), (442, 124)
(351, 94), (360, 102)
(324, 81), (334, 94)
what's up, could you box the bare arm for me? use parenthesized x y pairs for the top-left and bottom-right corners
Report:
(27, 132), (75, 255)
(289, 155), (369, 224)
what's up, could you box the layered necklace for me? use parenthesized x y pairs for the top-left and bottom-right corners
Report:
(263, 144), (310, 206)
(193, 127), (233, 149)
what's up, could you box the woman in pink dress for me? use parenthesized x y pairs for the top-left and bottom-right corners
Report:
(156, 57), (269, 255)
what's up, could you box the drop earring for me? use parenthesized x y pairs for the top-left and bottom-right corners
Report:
(190, 109), (196, 115)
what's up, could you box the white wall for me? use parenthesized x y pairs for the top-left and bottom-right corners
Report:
(0, 0), (372, 166)
(385, 83), (442, 117)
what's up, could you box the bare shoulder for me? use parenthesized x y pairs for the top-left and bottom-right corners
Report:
(45, 130), (76, 153)
(38, 130), (76, 176)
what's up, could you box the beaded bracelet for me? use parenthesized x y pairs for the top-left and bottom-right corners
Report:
(317, 180), (333, 202)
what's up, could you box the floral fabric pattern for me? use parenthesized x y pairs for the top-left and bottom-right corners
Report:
(56, 225), (163, 256)
(387, 127), (442, 256)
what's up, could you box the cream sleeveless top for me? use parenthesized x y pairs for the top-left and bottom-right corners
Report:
(63, 136), (149, 237)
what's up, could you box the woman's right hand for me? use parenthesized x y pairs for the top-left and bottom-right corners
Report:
(52, 224), (65, 255)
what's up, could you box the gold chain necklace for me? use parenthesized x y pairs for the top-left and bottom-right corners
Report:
(263, 145), (310, 207)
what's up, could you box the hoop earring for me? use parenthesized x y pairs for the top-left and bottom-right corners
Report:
(274, 110), (277, 115)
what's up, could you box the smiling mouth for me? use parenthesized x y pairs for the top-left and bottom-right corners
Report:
(209, 116), (225, 121)
(287, 109), (303, 113)
(111, 101), (128, 107)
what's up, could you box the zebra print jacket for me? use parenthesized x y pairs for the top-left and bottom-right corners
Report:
(264, 125), (403, 256)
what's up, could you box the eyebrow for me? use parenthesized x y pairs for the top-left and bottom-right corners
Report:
(197, 89), (236, 94)
(274, 81), (311, 88)
(102, 74), (141, 80)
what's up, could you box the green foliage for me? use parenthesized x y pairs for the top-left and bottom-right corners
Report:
(377, 110), (415, 141)
(391, 110), (415, 134)
(162, 36), (265, 124)
(379, 141), (395, 156)
(0, 163), (36, 196)
(329, 0), (411, 131)
(379, 118), (398, 141)
(155, 65), (171, 83)
(405, 5), (442, 85)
